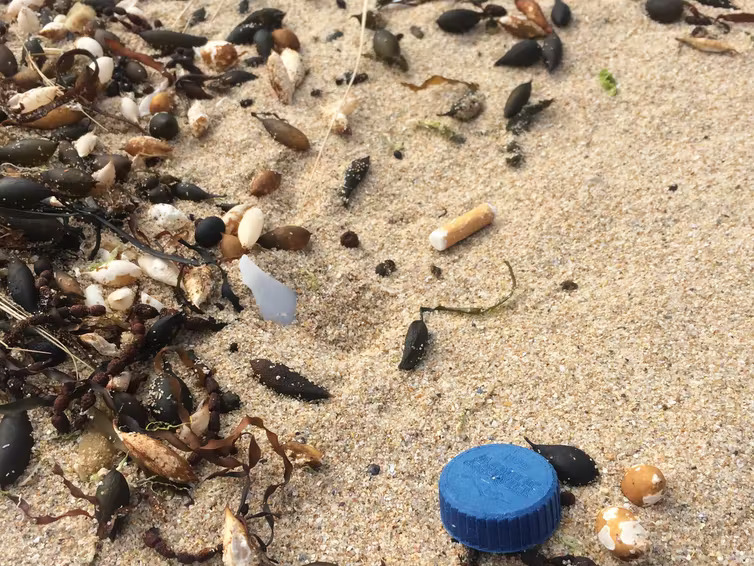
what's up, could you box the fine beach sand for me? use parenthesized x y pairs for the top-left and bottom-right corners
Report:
(1, 0), (753, 565)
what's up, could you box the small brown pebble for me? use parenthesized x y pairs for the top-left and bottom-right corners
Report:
(239, 98), (254, 108)
(149, 92), (173, 113)
(340, 230), (359, 248)
(431, 265), (442, 278)
(229, 342), (238, 352)
(410, 25), (424, 39)
(271, 28), (300, 51)
(249, 169), (281, 196)
(560, 490), (576, 506)
(375, 259), (396, 277)
(561, 280), (578, 291)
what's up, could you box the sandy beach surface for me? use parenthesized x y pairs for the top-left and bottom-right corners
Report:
(1, 0), (753, 565)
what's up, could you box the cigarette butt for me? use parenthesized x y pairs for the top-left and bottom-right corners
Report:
(429, 203), (496, 251)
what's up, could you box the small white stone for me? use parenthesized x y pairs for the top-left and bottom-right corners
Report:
(74, 131), (98, 157)
(148, 203), (190, 232)
(88, 260), (142, 286)
(106, 287), (135, 311)
(74, 36), (104, 58)
(138, 255), (179, 286)
(84, 284), (107, 308)
(237, 207), (264, 249)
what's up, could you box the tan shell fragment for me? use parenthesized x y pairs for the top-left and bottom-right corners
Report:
(221, 203), (251, 235)
(223, 507), (257, 566)
(65, 2), (96, 33)
(267, 51), (294, 104)
(181, 265), (213, 307)
(24, 106), (84, 129)
(187, 101), (209, 138)
(220, 234), (244, 259)
(280, 48), (305, 87)
(120, 431), (197, 483)
(124, 136), (172, 157)
(149, 91), (174, 114)
(39, 21), (69, 41)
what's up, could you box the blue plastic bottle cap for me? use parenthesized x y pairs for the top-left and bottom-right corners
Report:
(438, 444), (561, 553)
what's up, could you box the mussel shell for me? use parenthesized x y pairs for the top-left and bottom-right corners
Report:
(3, 216), (67, 243)
(398, 319), (429, 370)
(0, 44), (18, 77)
(144, 312), (185, 352)
(0, 411), (34, 488)
(148, 375), (194, 425)
(95, 468), (130, 524)
(494, 40), (542, 67)
(112, 392), (150, 429)
(504, 81), (532, 118)
(0, 138), (58, 166)
(0, 177), (53, 208)
(542, 33), (563, 72)
(7, 258), (38, 312)
(436, 9), (483, 34)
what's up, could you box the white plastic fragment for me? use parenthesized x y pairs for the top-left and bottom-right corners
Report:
(239, 255), (296, 325)
(74, 36), (104, 58)
(74, 131), (98, 157)
(106, 287), (135, 311)
(237, 207), (264, 249)
(84, 284), (107, 308)
(88, 260), (142, 286)
(138, 255), (179, 286)
(148, 203), (190, 231)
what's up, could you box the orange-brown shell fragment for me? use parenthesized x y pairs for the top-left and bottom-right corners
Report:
(515, 0), (552, 33)
(249, 169), (281, 196)
(199, 41), (239, 71)
(124, 136), (172, 157)
(272, 28), (300, 52)
(120, 431), (196, 483)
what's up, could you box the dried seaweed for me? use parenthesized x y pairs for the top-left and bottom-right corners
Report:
(716, 12), (754, 22)
(420, 261), (516, 318)
(676, 36), (738, 53)
(401, 75), (478, 92)
(415, 120), (466, 144)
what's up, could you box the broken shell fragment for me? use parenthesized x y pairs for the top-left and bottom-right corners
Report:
(17, 7), (41, 37)
(140, 292), (165, 311)
(74, 36), (104, 58)
(39, 21), (69, 41)
(596, 506), (651, 561)
(181, 266), (213, 307)
(124, 136), (172, 157)
(138, 255), (180, 286)
(267, 51), (294, 104)
(92, 159), (116, 192)
(187, 101), (209, 137)
(80, 332), (120, 356)
(9, 86), (60, 114)
(74, 131), (98, 157)
(223, 507), (256, 566)
(239, 255), (297, 325)
(148, 203), (190, 231)
(621, 465), (666, 507)
(84, 284), (107, 307)
(280, 47), (305, 87)
(107, 287), (136, 311)
(91, 56), (114, 84)
(88, 260), (142, 286)
(222, 203), (251, 235)
(237, 207), (265, 249)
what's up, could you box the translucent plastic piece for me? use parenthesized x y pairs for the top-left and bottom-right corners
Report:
(239, 255), (296, 325)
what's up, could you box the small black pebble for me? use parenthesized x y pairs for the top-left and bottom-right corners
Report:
(238, 0), (249, 14)
(310, 89), (322, 97)
(668, 184), (678, 191)
(560, 490), (576, 506)
(326, 30), (344, 42)
(229, 342), (239, 352)
(148, 112), (179, 140)
(336, 71), (368, 86)
(153, 19), (163, 28)
(431, 265), (442, 278)
(340, 230), (359, 248)
(195, 216), (226, 247)
(410, 25), (424, 39)
(375, 259), (396, 277)
(189, 7), (206, 27)
(393, 150), (403, 159)
(367, 463), (380, 476)
(336, 0), (346, 8)
(239, 98), (254, 108)
(645, 0), (683, 24)
(561, 280), (578, 291)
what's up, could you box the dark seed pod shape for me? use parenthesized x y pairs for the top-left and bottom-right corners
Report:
(0, 412), (33, 488)
(195, 216), (226, 247)
(339, 156), (370, 205)
(0, 177), (52, 208)
(0, 138), (58, 166)
(52, 119), (92, 142)
(494, 40), (542, 67)
(254, 28), (274, 59)
(124, 61), (148, 83)
(144, 312), (185, 352)
(551, 0), (572, 27)
(254, 115), (310, 151)
(189, 7), (207, 26)
(250, 359), (330, 401)
(113, 392), (150, 429)
(227, 23), (261, 45)
(149, 376), (193, 425)
(33, 257), (52, 275)
(139, 30), (208, 49)
(7, 259), (38, 312)
(436, 9), (483, 34)
(95, 469), (130, 525)
(542, 33), (563, 72)
(398, 319), (429, 370)
(559, 490), (576, 507)
(41, 167), (95, 197)
(645, 0), (683, 24)
(483, 4), (508, 17)
(219, 391), (241, 412)
(525, 437), (599, 486)
(147, 185), (173, 203)
(92, 154), (131, 181)
(218, 69), (257, 86)
(149, 112), (180, 140)
(58, 141), (86, 169)
(22, 38), (45, 68)
(26, 339), (66, 365)
(173, 181), (219, 201)
(373, 29), (401, 61)
(0, 44), (18, 77)
(504, 81), (532, 118)
(257, 226), (311, 250)
(4, 217), (67, 243)
(241, 7), (286, 29)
